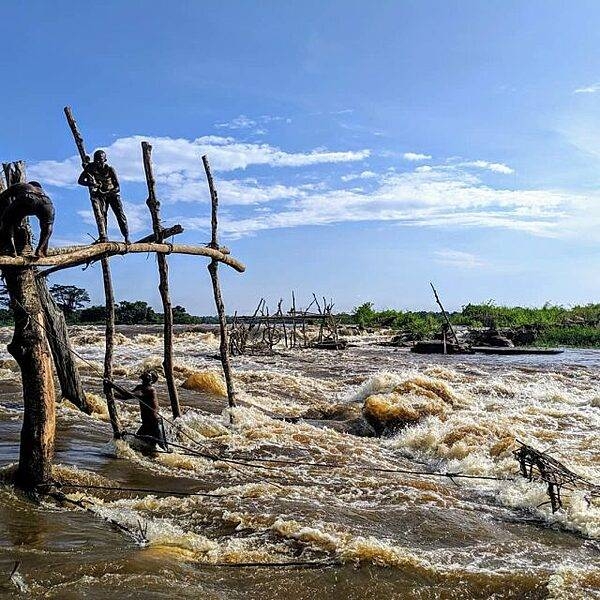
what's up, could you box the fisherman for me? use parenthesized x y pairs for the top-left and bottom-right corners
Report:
(109, 370), (167, 451)
(77, 149), (130, 243)
(0, 181), (55, 257)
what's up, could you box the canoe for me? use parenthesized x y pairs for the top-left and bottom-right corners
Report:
(471, 346), (563, 355)
(312, 340), (348, 350)
(410, 340), (472, 354)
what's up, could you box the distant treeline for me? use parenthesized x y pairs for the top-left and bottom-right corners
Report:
(346, 302), (600, 347)
(0, 284), (217, 326)
(0, 284), (598, 347)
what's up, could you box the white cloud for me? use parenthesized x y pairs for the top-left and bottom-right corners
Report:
(30, 135), (370, 188)
(433, 249), (486, 269)
(460, 160), (514, 174)
(215, 115), (256, 129)
(403, 152), (432, 161)
(340, 170), (378, 182)
(573, 83), (600, 94)
(174, 167), (587, 239)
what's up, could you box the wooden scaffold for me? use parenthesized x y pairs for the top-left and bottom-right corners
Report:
(0, 107), (245, 492)
(228, 292), (346, 355)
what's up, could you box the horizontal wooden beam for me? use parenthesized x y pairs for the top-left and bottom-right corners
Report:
(0, 242), (245, 276)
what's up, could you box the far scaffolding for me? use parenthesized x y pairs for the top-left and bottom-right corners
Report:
(229, 293), (347, 355)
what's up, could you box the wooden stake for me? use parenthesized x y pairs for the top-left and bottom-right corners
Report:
(202, 155), (237, 410)
(430, 282), (460, 347)
(291, 291), (297, 348)
(64, 107), (121, 437)
(135, 224), (183, 244)
(141, 141), (180, 419)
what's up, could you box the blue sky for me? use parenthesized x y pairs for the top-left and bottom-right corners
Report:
(2, 1), (600, 313)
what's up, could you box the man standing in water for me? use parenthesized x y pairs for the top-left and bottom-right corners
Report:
(0, 181), (55, 257)
(78, 150), (130, 243)
(109, 370), (167, 451)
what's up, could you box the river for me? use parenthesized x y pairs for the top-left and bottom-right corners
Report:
(0, 326), (599, 599)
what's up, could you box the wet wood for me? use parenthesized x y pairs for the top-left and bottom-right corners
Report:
(36, 279), (90, 413)
(64, 106), (121, 437)
(202, 155), (237, 410)
(25, 242), (245, 276)
(6, 265), (56, 490)
(430, 282), (460, 346)
(135, 224), (183, 244)
(141, 141), (180, 419)
(0, 163), (55, 489)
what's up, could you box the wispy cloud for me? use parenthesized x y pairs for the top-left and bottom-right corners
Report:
(341, 170), (378, 182)
(31, 137), (593, 243)
(173, 166), (584, 239)
(215, 115), (257, 129)
(30, 135), (370, 187)
(433, 249), (486, 269)
(460, 160), (514, 174)
(403, 152), (432, 161)
(214, 114), (292, 133)
(573, 83), (600, 94)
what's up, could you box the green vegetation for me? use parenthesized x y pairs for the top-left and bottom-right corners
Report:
(0, 283), (211, 326)
(350, 301), (600, 348)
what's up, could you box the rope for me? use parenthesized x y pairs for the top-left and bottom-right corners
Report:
(53, 481), (228, 498)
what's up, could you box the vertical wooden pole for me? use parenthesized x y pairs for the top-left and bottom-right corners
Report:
(202, 155), (236, 410)
(6, 265), (56, 490)
(291, 291), (298, 348)
(1, 163), (55, 490)
(141, 141), (181, 419)
(64, 107), (121, 437)
(430, 282), (460, 347)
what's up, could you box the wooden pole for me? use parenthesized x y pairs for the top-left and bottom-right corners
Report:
(28, 242), (244, 276)
(64, 107), (122, 437)
(5, 265), (56, 490)
(0, 163), (55, 490)
(141, 141), (181, 419)
(134, 224), (183, 244)
(202, 155), (237, 410)
(430, 282), (460, 347)
(291, 291), (297, 348)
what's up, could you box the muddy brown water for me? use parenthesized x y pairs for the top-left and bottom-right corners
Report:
(0, 326), (599, 598)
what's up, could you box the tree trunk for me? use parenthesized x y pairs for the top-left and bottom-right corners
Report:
(35, 280), (90, 413)
(3, 269), (55, 490)
(1, 161), (55, 489)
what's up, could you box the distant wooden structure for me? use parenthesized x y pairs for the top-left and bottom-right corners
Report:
(1, 108), (245, 490)
(229, 293), (344, 355)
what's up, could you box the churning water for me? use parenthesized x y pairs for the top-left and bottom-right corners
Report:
(0, 326), (599, 599)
